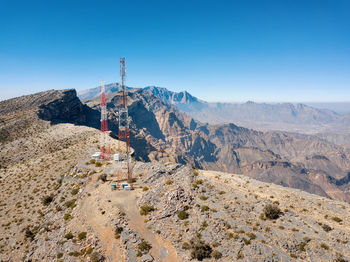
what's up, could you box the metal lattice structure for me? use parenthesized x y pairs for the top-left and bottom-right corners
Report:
(117, 57), (133, 187)
(100, 79), (111, 160)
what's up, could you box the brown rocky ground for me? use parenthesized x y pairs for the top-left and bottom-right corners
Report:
(1, 122), (350, 261)
(1, 89), (350, 261)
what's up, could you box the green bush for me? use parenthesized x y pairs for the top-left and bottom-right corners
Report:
(42, 195), (53, 206)
(64, 232), (74, 240)
(200, 195), (208, 201)
(190, 239), (212, 261)
(25, 228), (35, 241)
(332, 217), (342, 223)
(178, 211), (189, 220)
(263, 204), (282, 219)
(63, 213), (72, 220)
(95, 162), (102, 167)
(65, 199), (77, 209)
(78, 232), (87, 240)
(142, 186), (149, 191)
(212, 242), (220, 247)
(140, 205), (155, 215)
(201, 205), (210, 212)
(212, 250), (222, 259)
(165, 180), (173, 185)
(299, 242), (307, 251)
(321, 223), (332, 232)
(90, 252), (104, 262)
(71, 188), (79, 195)
(182, 242), (191, 250)
(138, 240), (152, 253)
(68, 251), (80, 257)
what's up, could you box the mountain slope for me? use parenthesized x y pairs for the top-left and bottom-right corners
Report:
(83, 88), (350, 202)
(1, 89), (350, 261)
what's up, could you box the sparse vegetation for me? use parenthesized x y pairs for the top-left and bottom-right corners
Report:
(140, 205), (155, 215)
(182, 242), (191, 250)
(201, 205), (210, 212)
(165, 179), (173, 185)
(138, 240), (152, 254)
(64, 232), (73, 240)
(65, 199), (77, 208)
(71, 188), (79, 195)
(212, 250), (222, 259)
(63, 213), (72, 220)
(200, 195), (208, 200)
(321, 223), (332, 232)
(263, 204), (282, 219)
(190, 238), (212, 261)
(178, 210), (189, 220)
(42, 195), (53, 206)
(78, 232), (87, 240)
(332, 216), (342, 223)
(299, 242), (307, 251)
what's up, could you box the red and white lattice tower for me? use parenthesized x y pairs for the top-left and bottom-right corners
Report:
(118, 58), (133, 187)
(100, 79), (111, 160)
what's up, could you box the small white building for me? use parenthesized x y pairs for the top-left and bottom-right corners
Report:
(113, 153), (120, 161)
(92, 152), (101, 160)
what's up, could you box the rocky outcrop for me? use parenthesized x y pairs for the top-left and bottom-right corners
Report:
(38, 89), (88, 124)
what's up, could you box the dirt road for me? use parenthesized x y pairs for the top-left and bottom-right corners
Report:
(79, 176), (180, 262)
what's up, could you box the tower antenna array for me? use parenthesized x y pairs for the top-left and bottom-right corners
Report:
(118, 58), (133, 188)
(100, 78), (111, 160)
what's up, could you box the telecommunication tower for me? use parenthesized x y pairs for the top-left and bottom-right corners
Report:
(100, 79), (111, 160)
(118, 58), (133, 187)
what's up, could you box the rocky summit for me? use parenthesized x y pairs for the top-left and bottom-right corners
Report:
(0, 89), (350, 262)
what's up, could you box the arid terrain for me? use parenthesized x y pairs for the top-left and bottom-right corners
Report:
(1, 89), (350, 261)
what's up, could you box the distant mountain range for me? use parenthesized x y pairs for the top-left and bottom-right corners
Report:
(78, 85), (350, 135)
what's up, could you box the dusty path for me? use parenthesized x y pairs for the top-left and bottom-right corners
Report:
(79, 175), (180, 262)
(112, 188), (180, 262)
(79, 178), (126, 262)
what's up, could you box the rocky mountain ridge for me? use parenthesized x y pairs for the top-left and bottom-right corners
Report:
(83, 88), (350, 202)
(78, 84), (350, 135)
(1, 88), (350, 201)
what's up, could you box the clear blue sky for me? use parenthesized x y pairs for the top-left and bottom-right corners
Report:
(1, 0), (349, 102)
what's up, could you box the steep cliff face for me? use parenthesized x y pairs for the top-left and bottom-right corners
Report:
(0, 89), (99, 168)
(37, 89), (88, 124)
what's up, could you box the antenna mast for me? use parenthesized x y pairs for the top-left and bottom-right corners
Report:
(118, 58), (133, 188)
